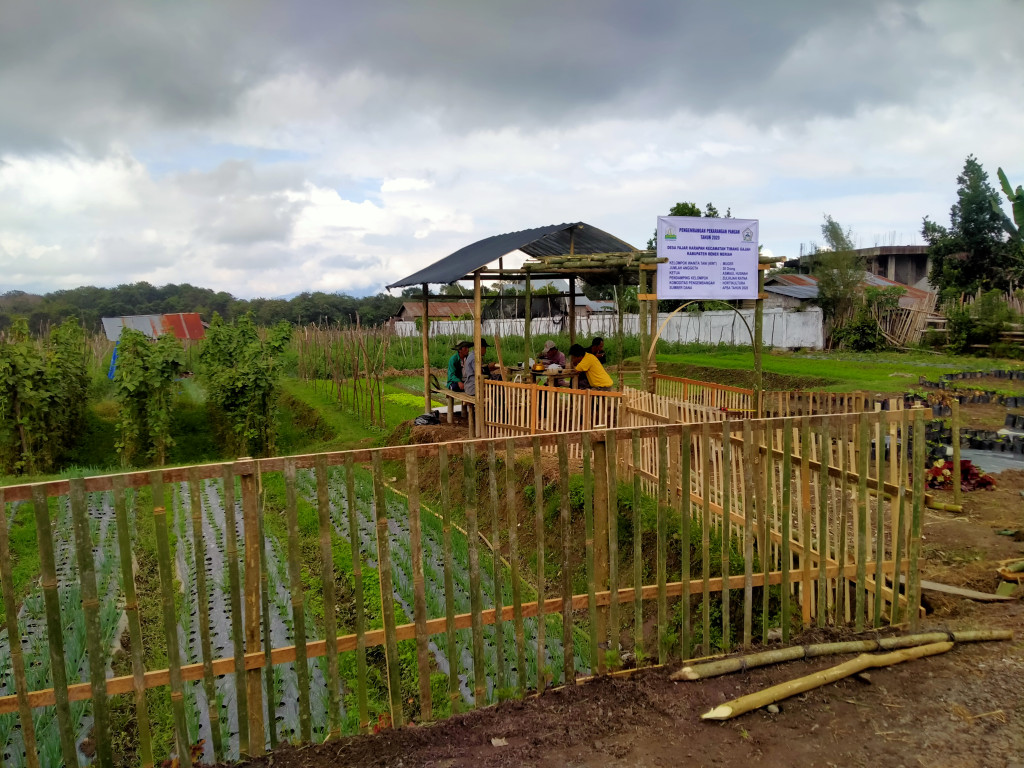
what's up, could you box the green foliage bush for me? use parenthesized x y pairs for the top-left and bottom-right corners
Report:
(0, 317), (89, 473)
(114, 329), (185, 465)
(199, 314), (291, 456)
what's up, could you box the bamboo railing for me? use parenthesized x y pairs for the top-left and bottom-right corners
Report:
(0, 412), (924, 766)
(482, 379), (622, 438)
(654, 374), (754, 413)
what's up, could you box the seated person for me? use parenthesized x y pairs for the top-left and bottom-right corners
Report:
(568, 343), (613, 391)
(447, 341), (470, 391)
(538, 339), (567, 386)
(463, 339), (497, 395)
(589, 336), (606, 363)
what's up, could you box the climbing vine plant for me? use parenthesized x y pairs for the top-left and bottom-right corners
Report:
(0, 317), (89, 474)
(199, 313), (291, 457)
(114, 328), (186, 465)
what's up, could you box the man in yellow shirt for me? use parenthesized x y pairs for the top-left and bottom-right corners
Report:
(568, 344), (613, 390)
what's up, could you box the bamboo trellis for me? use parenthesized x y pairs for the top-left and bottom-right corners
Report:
(0, 412), (924, 767)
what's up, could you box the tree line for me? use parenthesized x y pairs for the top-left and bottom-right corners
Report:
(0, 283), (405, 335)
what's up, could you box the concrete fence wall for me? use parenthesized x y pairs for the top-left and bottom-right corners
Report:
(391, 307), (824, 349)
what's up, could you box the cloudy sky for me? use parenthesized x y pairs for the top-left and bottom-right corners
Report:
(1, 0), (1021, 298)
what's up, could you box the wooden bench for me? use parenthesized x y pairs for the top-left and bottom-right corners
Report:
(431, 387), (476, 429)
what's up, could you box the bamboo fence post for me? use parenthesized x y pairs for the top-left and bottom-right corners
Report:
(701, 423), (712, 656)
(372, 453), (404, 726)
(221, 466), (249, 755)
(463, 444), (487, 704)
(657, 427), (669, 664)
(503, 439), (527, 696)
(758, 424), (771, 643)
(406, 449), (433, 720)
(741, 421), (755, 649)
(816, 417), (831, 627)
(0, 489), (39, 768)
(283, 461), (312, 742)
(891, 411), (909, 626)
(631, 430), (644, 657)
(187, 469), (223, 760)
(799, 419), (812, 626)
(836, 418), (849, 622)
(721, 419), (733, 652)
(150, 474), (191, 767)
(238, 459), (264, 754)
(70, 479), (113, 767)
(532, 437), (547, 689)
(314, 456), (342, 738)
(680, 425), (692, 659)
(951, 398), (962, 507)
(344, 455), (370, 728)
(606, 432), (621, 666)
(557, 434), (575, 684)
(438, 445), (462, 711)
(856, 412), (870, 631)
(33, 485), (79, 767)
(780, 419), (793, 643)
(486, 443), (507, 696)
(909, 409), (925, 630)
(257, 473), (276, 749)
(582, 433), (599, 673)
(873, 412), (886, 626)
(593, 436), (609, 675)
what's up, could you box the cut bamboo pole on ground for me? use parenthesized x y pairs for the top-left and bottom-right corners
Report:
(701, 641), (953, 720)
(672, 629), (1012, 680)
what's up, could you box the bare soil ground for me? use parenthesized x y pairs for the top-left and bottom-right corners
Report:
(218, 401), (1024, 768)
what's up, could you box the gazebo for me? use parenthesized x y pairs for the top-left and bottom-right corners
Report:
(387, 222), (667, 437)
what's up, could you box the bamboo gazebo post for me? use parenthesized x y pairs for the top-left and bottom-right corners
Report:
(524, 270), (533, 361)
(569, 228), (577, 346)
(421, 282), (431, 414)
(474, 269), (484, 438)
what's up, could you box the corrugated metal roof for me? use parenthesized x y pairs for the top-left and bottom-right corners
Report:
(101, 313), (206, 342)
(764, 272), (933, 308)
(386, 222), (637, 289)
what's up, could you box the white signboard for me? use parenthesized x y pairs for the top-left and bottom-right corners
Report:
(655, 216), (759, 300)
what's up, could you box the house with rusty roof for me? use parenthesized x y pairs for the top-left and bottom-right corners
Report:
(393, 300), (475, 322)
(763, 272), (934, 311)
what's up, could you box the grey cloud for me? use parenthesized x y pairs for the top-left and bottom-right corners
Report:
(4, 0), (1017, 153)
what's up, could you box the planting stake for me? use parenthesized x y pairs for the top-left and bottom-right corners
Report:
(487, 443), (508, 696)
(557, 434), (574, 684)
(438, 446), (461, 713)
(532, 436), (546, 690)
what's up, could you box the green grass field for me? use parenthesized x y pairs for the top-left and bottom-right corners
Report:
(655, 348), (1023, 393)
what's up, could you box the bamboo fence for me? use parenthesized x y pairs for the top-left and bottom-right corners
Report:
(0, 410), (924, 766)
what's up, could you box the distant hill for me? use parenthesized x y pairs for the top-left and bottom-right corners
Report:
(0, 283), (404, 334)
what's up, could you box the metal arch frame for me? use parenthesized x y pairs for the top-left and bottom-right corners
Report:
(645, 300), (755, 363)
